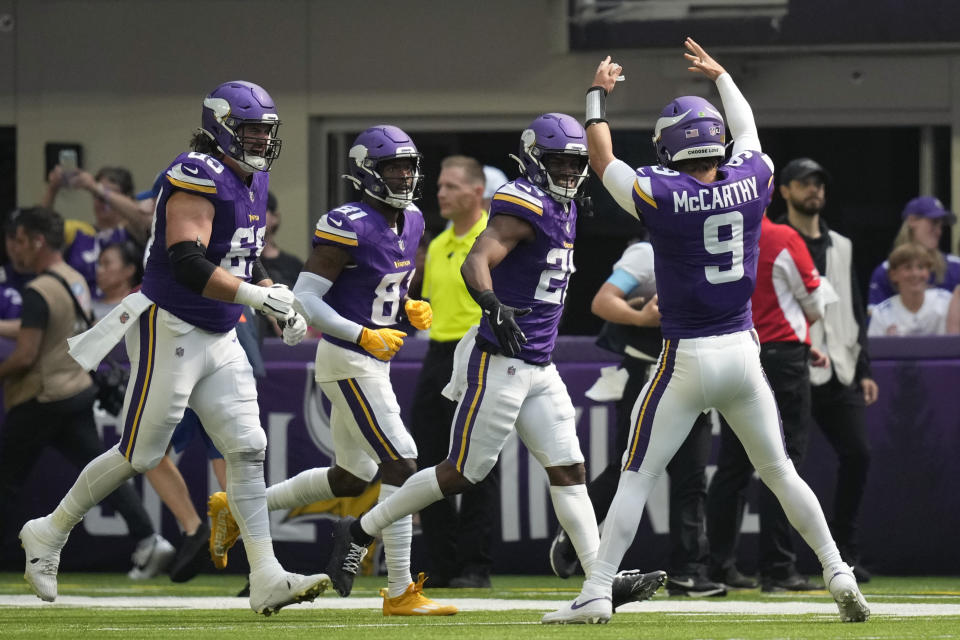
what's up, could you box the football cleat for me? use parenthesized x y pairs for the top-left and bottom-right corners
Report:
(380, 572), (458, 616)
(208, 491), (240, 570)
(542, 594), (612, 624)
(824, 564), (870, 623)
(248, 568), (331, 616)
(611, 569), (667, 610)
(20, 517), (65, 602)
(666, 574), (727, 597)
(325, 516), (369, 597)
(168, 521), (211, 583)
(548, 526), (580, 579)
(128, 534), (176, 580)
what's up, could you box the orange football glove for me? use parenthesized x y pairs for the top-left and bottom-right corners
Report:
(357, 327), (407, 361)
(404, 299), (433, 331)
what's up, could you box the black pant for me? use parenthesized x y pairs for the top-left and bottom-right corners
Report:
(811, 373), (871, 558)
(0, 387), (155, 563)
(587, 358), (713, 576)
(707, 342), (812, 579)
(410, 340), (499, 581)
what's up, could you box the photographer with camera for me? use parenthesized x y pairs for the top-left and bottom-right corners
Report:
(0, 206), (174, 577)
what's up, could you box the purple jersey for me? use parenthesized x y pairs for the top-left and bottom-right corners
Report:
(632, 151), (774, 339)
(479, 178), (577, 364)
(63, 221), (131, 298)
(142, 151), (268, 333)
(868, 251), (960, 308)
(0, 285), (22, 319)
(312, 201), (424, 357)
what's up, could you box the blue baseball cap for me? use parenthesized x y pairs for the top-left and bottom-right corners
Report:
(901, 196), (956, 224)
(135, 172), (166, 201)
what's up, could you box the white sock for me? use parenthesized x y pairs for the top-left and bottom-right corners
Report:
(225, 451), (280, 574)
(755, 458), (842, 570)
(51, 448), (136, 538)
(583, 470), (658, 595)
(266, 467), (334, 511)
(549, 484), (600, 578)
(378, 483), (413, 598)
(360, 468), (443, 537)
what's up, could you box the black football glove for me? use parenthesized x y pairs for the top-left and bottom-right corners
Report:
(474, 290), (531, 357)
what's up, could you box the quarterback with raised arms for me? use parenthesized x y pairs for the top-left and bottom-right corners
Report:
(544, 39), (870, 625)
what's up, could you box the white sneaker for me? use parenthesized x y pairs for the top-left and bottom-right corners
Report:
(249, 568), (332, 616)
(824, 564), (870, 622)
(20, 517), (66, 602)
(128, 534), (176, 580)
(541, 594), (612, 624)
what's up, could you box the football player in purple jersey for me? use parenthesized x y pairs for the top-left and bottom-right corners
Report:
(324, 113), (668, 613)
(20, 81), (330, 616)
(207, 125), (456, 617)
(544, 39), (869, 625)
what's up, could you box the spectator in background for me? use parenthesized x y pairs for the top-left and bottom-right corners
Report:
(258, 192), (303, 338)
(410, 155), (496, 588)
(869, 242), (953, 336)
(260, 192), (302, 288)
(555, 237), (723, 596)
(0, 284), (22, 338)
(41, 165), (152, 295)
(91, 240), (144, 320)
(708, 214), (829, 592)
(481, 165), (509, 212)
(779, 157), (877, 582)
(867, 196), (960, 312)
(0, 207), (174, 577)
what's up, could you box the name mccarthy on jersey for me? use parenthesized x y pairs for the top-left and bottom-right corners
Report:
(672, 175), (760, 213)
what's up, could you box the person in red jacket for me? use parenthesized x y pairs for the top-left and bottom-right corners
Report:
(707, 214), (831, 592)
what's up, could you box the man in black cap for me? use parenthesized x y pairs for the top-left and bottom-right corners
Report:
(778, 157), (877, 583)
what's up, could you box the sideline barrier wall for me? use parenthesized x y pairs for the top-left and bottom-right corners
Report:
(4, 336), (959, 575)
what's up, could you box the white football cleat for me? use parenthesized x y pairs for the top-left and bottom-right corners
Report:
(249, 569), (332, 616)
(824, 564), (870, 622)
(541, 594), (612, 624)
(20, 517), (65, 602)
(128, 534), (176, 580)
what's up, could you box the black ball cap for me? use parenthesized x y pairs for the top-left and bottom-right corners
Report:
(779, 158), (831, 186)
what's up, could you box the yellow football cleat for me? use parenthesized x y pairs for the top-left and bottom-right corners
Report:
(207, 491), (240, 570)
(380, 572), (458, 616)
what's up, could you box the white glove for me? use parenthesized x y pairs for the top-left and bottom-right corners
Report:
(281, 310), (308, 346)
(235, 282), (295, 320)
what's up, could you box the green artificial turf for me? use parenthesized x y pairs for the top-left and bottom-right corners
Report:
(0, 573), (958, 639)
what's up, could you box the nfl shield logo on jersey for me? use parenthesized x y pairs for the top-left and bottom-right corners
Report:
(507, 366), (516, 376)
(175, 347), (185, 357)
(398, 239), (405, 251)
(249, 191), (255, 202)
(119, 311), (130, 324)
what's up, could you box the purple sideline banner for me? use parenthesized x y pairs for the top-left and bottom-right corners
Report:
(6, 336), (960, 576)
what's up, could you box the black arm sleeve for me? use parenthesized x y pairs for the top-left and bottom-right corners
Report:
(850, 261), (873, 382)
(251, 259), (270, 285)
(19, 289), (49, 330)
(168, 240), (217, 295)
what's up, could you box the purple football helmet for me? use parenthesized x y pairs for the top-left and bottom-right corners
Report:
(200, 80), (281, 172)
(652, 96), (725, 166)
(346, 125), (422, 209)
(512, 113), (588, 203)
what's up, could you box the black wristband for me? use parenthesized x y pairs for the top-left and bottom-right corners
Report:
(585, 118), (608, 128)
(167, 240), (216, 294)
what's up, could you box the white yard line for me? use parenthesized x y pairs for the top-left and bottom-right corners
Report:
(0, 595), (958, 617)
